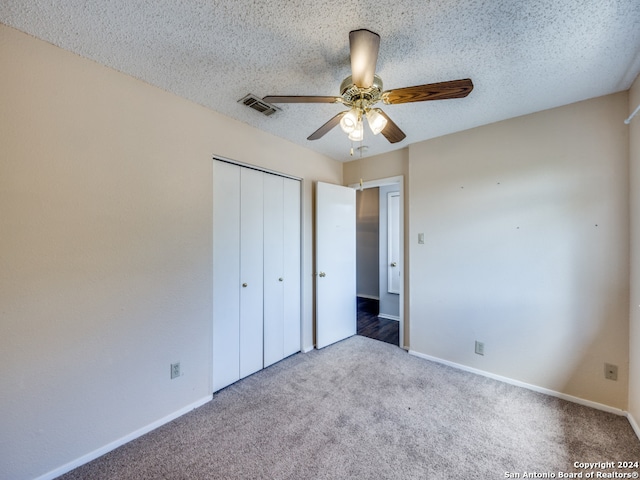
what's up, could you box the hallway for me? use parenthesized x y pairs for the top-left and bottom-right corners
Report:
(356, 297), (399, 346)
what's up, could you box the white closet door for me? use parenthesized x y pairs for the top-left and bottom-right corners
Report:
(283, 177), (301, 357)
(214, 160), (301, 391)
(213, 161), (241, 391)
(263, 174), (285, 367)
(239, 168), (264, 378)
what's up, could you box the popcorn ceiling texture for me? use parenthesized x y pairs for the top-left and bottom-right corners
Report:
(1, 0), (639, 161)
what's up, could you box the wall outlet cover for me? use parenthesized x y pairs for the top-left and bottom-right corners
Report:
(171, 362), (181, 379)
(604, 363), (618, 381)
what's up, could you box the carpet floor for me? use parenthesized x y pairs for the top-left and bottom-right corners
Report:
(59, 336), (640, 479)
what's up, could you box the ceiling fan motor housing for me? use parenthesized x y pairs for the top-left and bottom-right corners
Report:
(340, 74), (383, 110)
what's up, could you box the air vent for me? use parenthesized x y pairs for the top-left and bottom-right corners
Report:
(238, 94), (279, 116)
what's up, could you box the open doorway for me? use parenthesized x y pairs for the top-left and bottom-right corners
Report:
(352, 176), (404, 348)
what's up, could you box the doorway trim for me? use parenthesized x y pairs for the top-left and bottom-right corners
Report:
(348, 175), (405, 350)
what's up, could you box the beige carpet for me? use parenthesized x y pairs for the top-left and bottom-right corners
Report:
(60, 335), (640, 479)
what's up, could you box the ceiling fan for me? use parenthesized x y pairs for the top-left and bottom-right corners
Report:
(263, 29), (473, 144)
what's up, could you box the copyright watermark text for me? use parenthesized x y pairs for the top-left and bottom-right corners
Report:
(504, 461), (639, 479)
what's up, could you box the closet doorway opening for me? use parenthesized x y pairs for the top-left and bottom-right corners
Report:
(351, 176), (404, 349)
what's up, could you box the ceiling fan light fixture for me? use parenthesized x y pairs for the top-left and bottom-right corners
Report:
(348, 119), (364, 141)
(263, 29), (472, 148)
(366, 108), (387, 135)
(340, 108), (360, 134)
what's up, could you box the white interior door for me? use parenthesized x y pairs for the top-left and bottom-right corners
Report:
(316, 182), (356, 349)
(387, 191), (401, 294)
(263, 174), (284, 368)
(239, 168), (264, 378)
(282, 177), (301, 357)
(212, 161), (241, 391)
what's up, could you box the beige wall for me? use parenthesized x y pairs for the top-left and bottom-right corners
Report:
(2, 20), (638, 480)
(343, 148), (409, 185)
(0, 24), (341, 480)
(408, 93), (630, 409)
(629, 74), (640, 429)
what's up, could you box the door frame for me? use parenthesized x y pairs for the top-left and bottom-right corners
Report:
(349, 175), (405, 349)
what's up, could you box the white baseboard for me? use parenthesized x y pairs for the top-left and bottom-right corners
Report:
(357, 294), (379, 300)
(408, 350), (626, 416)
(627, 412), (640, 441)
(378, 313), (400, 322)
(35, 395), (213, 480)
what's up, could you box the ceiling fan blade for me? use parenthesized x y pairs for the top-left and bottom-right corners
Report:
(349, 29), (380, 89)
(382, 78), (474, 105)
(262, 95), (342, 104)
(378, 110), (406, 144)
(307, 112), (347, 140)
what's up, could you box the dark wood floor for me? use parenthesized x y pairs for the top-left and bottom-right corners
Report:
(357, 297), (399, 346)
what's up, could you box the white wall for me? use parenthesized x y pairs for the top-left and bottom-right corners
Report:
(0, 24), (341, 480)
(408, 93), (630, 409)
(629, 74), (640, 429)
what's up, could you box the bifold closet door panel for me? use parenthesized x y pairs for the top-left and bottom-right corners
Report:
(263, 174), (285, 368)
(213, 160), (301, 391)
(283, 178), (301, 357)
(212, 161), (241, 392)
(239, 168), (264, 379)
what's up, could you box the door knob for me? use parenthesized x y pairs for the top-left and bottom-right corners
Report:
(319, 272), (326, 277)
(278, 277), (283, 282)
(242, 283), (248, 287)
(390, 262), (397, 267)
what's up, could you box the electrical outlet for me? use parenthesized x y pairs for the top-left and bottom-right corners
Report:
(604, 363), (618, 381)
(475, 341), (485, 356)
(171, 362), (181, 379)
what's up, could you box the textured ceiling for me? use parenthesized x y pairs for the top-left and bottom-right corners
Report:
(2, 1), (640, 162)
